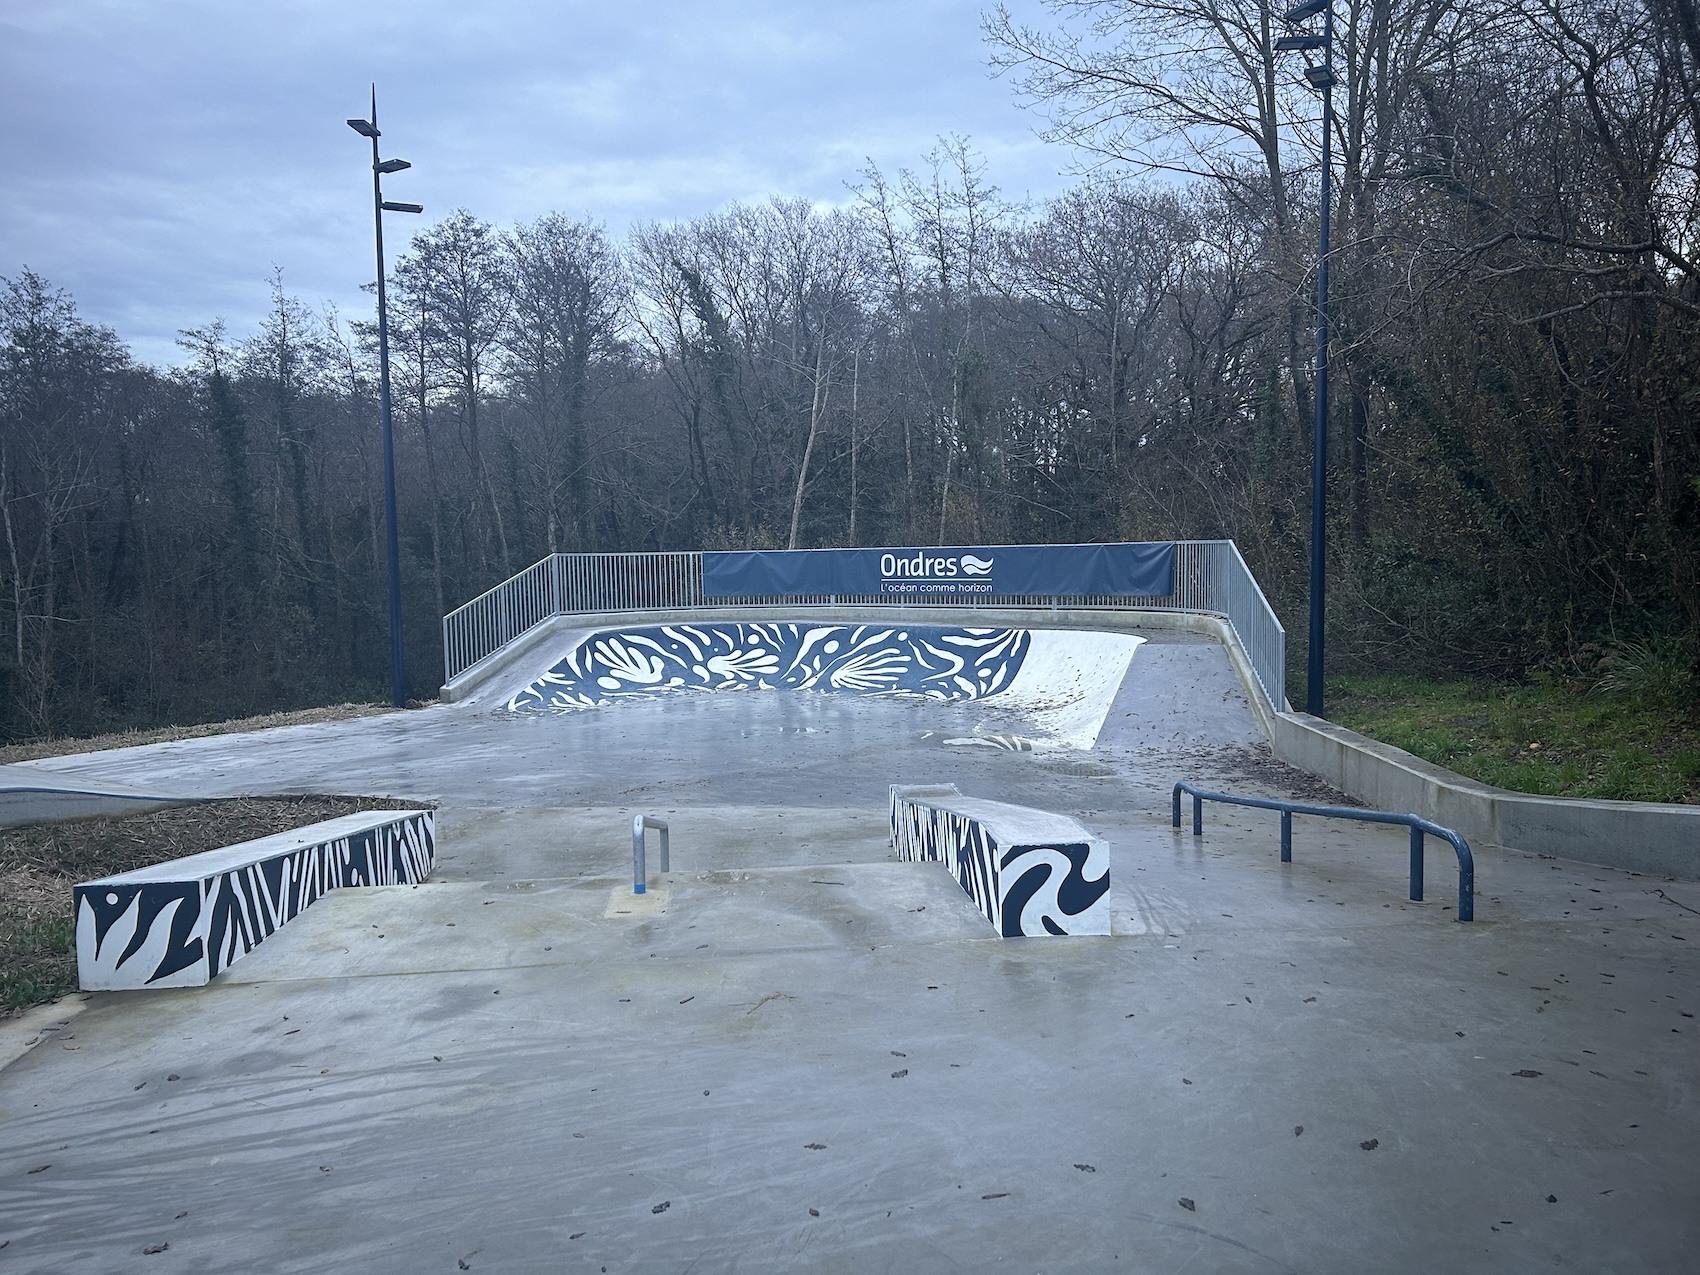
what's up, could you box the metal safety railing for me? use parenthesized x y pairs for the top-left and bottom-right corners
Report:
(1171, 781), (1475, 921)
(441, 541), (1287, 710)
(632, 814), (670, 895)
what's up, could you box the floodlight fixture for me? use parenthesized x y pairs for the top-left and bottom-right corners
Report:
(1284, 0), (1329, 21)
(1304, 65), (1338, 89)
(348, 85), (412, 709)
(1275, 34), (1328, 51)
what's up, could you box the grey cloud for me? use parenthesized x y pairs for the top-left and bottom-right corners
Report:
(2, 0), (1064, 365)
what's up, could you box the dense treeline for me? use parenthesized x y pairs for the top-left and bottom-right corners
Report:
(2, 0), (1695, 741)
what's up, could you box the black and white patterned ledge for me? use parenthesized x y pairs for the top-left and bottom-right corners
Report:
(890, 784), (1110, 937)
(75, 809), (435, 991)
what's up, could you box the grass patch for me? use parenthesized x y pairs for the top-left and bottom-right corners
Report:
(0, 794), (426, 1017)
(1326, 672), (1698, 804)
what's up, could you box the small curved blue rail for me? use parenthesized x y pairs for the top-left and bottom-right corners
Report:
(1170, 782), (1475, 922)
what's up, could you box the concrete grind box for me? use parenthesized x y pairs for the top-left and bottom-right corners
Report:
(75, 810), (435, 991)
(890, 783), (1110, 936)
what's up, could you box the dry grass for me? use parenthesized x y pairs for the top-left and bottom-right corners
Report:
(0, 794), (427, 1017)
(0, 702), (403, 766)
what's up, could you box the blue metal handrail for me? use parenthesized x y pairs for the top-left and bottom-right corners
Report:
(1170, 782), (1475, 921)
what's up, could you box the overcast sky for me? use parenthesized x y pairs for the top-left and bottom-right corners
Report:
(1, 0), (1074, 366)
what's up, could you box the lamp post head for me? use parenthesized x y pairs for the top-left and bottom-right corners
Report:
(381, 201), (424, 214)
(1276, 34), (1329, 51)
(346, 118), (380, 139)
(1284, 0), (1328, 20)
(376, 158), (412, 174)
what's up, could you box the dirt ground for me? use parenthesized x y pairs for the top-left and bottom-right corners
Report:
(0, 795), (425, 1017)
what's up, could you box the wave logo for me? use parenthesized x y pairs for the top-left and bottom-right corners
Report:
(960, 554), (995, 576)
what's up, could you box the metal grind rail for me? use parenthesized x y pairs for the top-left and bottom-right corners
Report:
(632, 814), (670, 895)
(1171, 781), (1475, 921)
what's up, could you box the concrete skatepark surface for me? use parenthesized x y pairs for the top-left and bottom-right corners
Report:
(0, 630), (1695, 1272)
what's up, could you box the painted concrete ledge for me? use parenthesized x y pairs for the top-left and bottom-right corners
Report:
(889, 783), (1111, 936)
(76, 809), (436, 991)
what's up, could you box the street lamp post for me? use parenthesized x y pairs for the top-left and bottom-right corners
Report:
(347, 87), (422, 710)
(1279, 0), (1334, 717)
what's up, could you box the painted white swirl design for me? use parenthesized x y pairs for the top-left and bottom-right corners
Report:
(507, 624), (1032, 712)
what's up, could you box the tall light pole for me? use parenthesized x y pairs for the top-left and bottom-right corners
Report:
(1279, 0), (1334, 717)
(347, 87), (421, 709)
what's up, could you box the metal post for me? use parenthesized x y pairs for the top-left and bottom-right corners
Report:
(1409, 825), (1424, 902)
(352, 86), (410, 709)
(1281, 810), (1293, 862)
(1306, 6), (1334, 718)
(1193, 794), (1203, 837)
(632, 814), (670, 894)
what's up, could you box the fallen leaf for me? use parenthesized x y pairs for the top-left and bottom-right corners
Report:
(1182, 1078), (1192, 1085)
(1178, 1198), (1196, 1212)
(1546, 1194), (1558, 1203)
(166, 1073), (179, 1081)
(982, 1193), (1008, 1200)
(1294, 1126), (1304, 1137)
(891, 1069), (908, 1079)
(27, 1165), (49, 1174)
(891, 1050), (907, 1057)
(142, 1242), (169, 1255)
(1074, 1163), (1096, 1172)
(175, 1212), (187, 1219)
(808, 1207), (820, 1216)
(1360, 1139), (1379, 1151)
(1512, 1070), (1543, 1078)
(569, 1232), (585, 1240)
(1303, 997), (1316, 1003)
(678, 996), (694, 1004)
(574, 1132), (585, 1138)
(804, 1143), (826, 1151)
(652, 1201), (670, 1214)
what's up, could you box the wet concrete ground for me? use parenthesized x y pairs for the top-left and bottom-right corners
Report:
(0, 641), (1695, 1272)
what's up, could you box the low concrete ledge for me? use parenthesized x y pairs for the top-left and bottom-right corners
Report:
(0, 765), (194, 829)
(1269, 712), (1698, 880)
(75, 809), (435, 991)
(890, 783), (1110, 936)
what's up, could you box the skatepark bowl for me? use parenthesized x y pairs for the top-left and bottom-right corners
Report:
(0, 615), (1695, 1273)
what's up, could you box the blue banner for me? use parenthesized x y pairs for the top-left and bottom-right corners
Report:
(702, 542), (1176, 600)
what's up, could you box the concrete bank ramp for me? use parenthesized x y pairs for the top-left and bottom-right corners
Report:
(501, 622), (1143, 749)
(1094, 642), (1265, 750)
